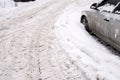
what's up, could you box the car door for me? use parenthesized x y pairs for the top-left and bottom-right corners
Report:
(108, 2), (120, 45)
(108, 13), (120, 45)
(88, 0), (115, 34)
(95, 11), (111, 38)
(94, 3), (115, 38)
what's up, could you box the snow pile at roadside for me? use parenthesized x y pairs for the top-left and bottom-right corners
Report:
(0, 0), (37, 8)
(0, 0), (14, 8)
(0, 0), (50, 39)
(0, 0), (49, 20)
(55, 3), (120, 80)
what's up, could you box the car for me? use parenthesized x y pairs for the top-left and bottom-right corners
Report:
(14, 0), (35, 2)
(80, 0), (120, 51)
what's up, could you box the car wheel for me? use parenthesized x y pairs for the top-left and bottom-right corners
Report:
(81, 16), (91, 33)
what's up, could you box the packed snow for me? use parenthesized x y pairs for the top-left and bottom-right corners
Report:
(0, 0), (14, 8)
(0, 0), (120, 80)
(54, 3), (120, 80)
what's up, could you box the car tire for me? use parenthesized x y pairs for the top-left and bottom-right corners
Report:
(81, 16), (91, 33)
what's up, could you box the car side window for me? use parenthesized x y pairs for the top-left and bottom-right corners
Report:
(113, 2), (120, 14)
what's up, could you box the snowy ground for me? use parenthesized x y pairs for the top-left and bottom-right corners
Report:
(55, 3), (120, 80)
(0, 0), (120, 80)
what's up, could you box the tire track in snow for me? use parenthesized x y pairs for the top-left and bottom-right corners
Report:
(0, 0), (84, 80)
(0, 0), (68, 43)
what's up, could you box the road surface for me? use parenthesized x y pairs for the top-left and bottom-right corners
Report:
(0, 0), (120, 80)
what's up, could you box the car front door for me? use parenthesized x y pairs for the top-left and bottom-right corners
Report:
(108, 6), (120, 45)
(95, 11), (111, 38)
(94, 4), (114, 38)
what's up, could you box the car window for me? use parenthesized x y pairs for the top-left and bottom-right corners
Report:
(98, 0), (120, 7)
(105, 0), (120, 5)
(113, 2), (120, 14)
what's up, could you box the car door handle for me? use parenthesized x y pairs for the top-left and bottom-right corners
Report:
(104, 18), (109, 22)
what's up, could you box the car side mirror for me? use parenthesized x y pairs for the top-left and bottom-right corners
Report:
(90, 3), (98, 10)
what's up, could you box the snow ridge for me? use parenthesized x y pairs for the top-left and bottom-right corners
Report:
(55, 3), (120, 80)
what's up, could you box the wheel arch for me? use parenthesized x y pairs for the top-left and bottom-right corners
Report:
(80, 15), (87, 23)
(80, 14), (92, 33)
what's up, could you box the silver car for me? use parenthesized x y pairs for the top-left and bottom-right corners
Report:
(81, 0), (120, 50)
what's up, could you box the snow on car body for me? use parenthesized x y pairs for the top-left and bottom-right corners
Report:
(81, 0), (120, 51)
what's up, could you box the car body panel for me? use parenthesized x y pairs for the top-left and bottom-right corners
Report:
(95, 12), (110, 37)
(81, 10), (97, 32)
(108, 14), (120, 45)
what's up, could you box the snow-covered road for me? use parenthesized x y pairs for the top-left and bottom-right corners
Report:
(0, 0), (120, 80)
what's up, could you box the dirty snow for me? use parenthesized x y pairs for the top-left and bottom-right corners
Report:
(0, 0), (120, 80)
